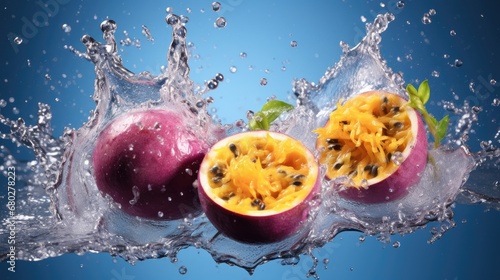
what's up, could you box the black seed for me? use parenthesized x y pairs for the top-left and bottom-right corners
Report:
(370, 165), (379, 177)
(251, 199), (261, 207)
(278, 169), (287, 175)
(215, 172), (224, 178)
(393, 122), (404, 129)
(383, 96), (389, 103)
(334, 162), (343, 170)
(292, 181), (302, 186)
(326, 138), (339, 144)
(364, 165), (373, 171)
(292, 174), (306, 180)
(392, 106), (400, 113)
(259, 202), (266, 210)
(340, 121), (348, 125)
(387, 153), (392, 162)
(222, 192), (235, 200)
(328, 144), (342, 151)
(210, 165), (220, 174)
(251, 158), (257, 163)
(229, 143), (238, 157)
(382, 105), (388, 115)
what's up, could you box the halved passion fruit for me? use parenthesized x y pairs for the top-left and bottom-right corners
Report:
(315, 91), (428, 203)
(198, 131), (320, 244)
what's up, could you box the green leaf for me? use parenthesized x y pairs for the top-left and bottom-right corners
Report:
(406, 83), (418, 97)
(435, 115), (449, 144)
(249, 100), (294, 131)
(417, 80), (430, 104)
(260, 100), (295, 124)
(249, 112), (269, 130)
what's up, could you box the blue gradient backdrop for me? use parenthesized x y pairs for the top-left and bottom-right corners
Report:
(1, 0), (499, 279)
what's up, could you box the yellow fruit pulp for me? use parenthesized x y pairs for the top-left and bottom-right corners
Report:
(315, 93), (413, 188)
(206, 133), (316, 214)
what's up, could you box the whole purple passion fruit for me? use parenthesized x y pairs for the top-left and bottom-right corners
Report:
(92, 109), (205, 220)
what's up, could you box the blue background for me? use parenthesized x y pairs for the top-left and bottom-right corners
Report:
(1, 0), (499, 279)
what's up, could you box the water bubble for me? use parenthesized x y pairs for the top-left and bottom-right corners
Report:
(431, 70), (440, 77)
(212, 2), (221, 12)
(492, 98), (500, 107)
(141, 25), (154, 42)
(14, 36), (23, 45)
(260, 78), (268, 86)
(454, 58), (463, 67)
(281, 66), (287, 71)
(61, 23), (71, 33)
(207, 79), (219, 90)
(229, 66), (237, 73)
(392, 241), (401, 248)
(166, 7), (173, 14)
(0, 99), (6, 108)
(290, 40), (298, 47)
(239, 52), (247, 58)
(178, 265), (187, 275)
(215, 17), (226, 28)
(490, 79), (497, 85)
(450, 30), (456, 36)
(215, 73), (224, 82)
(396, 1), (405, 8)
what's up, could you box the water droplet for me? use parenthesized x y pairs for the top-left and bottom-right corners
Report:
(431, 70), (440, 77)
(396, 1), (405, 8)
(129, 186), (140, 205)
(290, 40), (298, 47)
(166, 14), (179, 25)
(12, 107), (19, 115)
(214, 17), (226, 28)
(492, 98), (500, 107)
(178, 265), (187, 275)
(358, 235), (366, 242)
(239, 52), (247, 58)
(260, 78), (268, 86)
(185, 168), (193, 176)
(212, 2), (221, 12)
(180, 15), (189, 24)
(422, 13), (431, 24)
(281, 66), (287, 71)
(207, 79), (218, 90)
(391, 151), (404, 165)
(450, 30), (456, 36)
(0, 99), (7, 108)
(166, 7), (174, 14)
(429, 9), (437, 16)
(100, 19), (117, 32)
(141, 25), (154, 42)
(14, 36), (23, 45)
(44, 74), (51, 80)
(443, 53), (450, 59)
(454, 58), (463, 67)
(360, 16), (367, 23)
(61, 23), (71, 33)
(490, 79), (497, 85)
(461, 218), (467, 224)
(215, 73), (224, 82)
(158, 211), (164, 218)
(392, 241), (401, 248)
(229, 66), (237, 73)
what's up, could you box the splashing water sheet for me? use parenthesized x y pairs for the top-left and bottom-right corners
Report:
(1, 0), (499, 279)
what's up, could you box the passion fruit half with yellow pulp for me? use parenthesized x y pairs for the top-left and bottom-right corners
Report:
(315, 91), (428, 203)
(198, 131), (320, 244)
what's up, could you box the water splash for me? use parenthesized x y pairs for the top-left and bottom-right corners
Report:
(0, 11), (498, 277)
